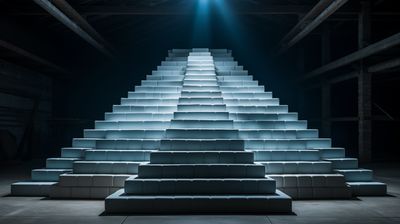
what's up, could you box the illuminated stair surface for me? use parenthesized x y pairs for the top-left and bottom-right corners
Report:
(11, 48), (386, 213)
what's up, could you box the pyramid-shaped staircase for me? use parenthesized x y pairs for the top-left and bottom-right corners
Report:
(12, 48), (386, 214)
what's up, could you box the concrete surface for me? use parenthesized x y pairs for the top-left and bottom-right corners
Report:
(0, 162), (399, 224)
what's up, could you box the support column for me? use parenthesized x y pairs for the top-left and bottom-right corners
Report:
(321, 24), (331, 137)
(321, 81), (331, 137)
(358, 0), (372, 162)
(358, 66), (372, 162)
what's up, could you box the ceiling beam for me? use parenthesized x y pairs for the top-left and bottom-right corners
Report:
(280, 0), (335, 48)
(0, 39), (70, 76)
(302, 31), (400, 81)
(368, 57), (400, 73)
(280, 0), (349, 53)
(51, 0), (116, 55)
(33, 0), (114, 59)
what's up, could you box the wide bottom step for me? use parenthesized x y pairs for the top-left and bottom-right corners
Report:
(105, 189), (292, 214)
(11, 181), (57, 196)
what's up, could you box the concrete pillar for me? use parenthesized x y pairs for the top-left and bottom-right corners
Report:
(321, 80), (331, 137)
(320, 24), (331, 137)
(358, 0), (372, 162)
(321, 24), (331, 65)
(358, 65), (372, 162)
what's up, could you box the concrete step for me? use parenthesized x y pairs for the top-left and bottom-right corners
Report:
(61, 147), (89, 158)
(161, 61), (187, 66)
(261, 161), (332, 174)
(215, 64), (242, 69)
(141, 80), (183, 86)
(177, 104), (226, 112)
(217, 75), (252, 81)
(224, 99), (279, 106)
(157, 65), (185, 71)
(269, 174), (347, 188)
(325, 158), (358, 169)
(105, 189), (292, 214)
(229, 112), (297, 121)
(146, 75), (184, 81)
(184, 80), (217, 85)
(84, 129), (165, 139)
(244, 139), (331, 150)
(334, 169), (373, 182)
(150, 151), (254, 164)
(222, 92), (272, 99)
(217, 71), (248, 76)
(121, 98), (178, 106)
(124, 177), (276, 194)
(11, 181), (57, 196)
(227, 105), (288, 113)
(164, 129), (238, 139)
(214, 61), (238, 66)
(32, 169), (72, 181)
(58, 174), (131, 187)
(138, 164), (265, 178)
(220, 86), (264, 92)
(95, 121), (171, 130)
(234, 120), (307, 129)
(269, 174), (351, 199)
(160, 139), (244, 151)
(85, 150), (154, 161)
(46, 158), (79, 169)
(170, 119), (234, 129)
(74, 139), (161, 150)
(113, 105), (177, 112)
(219, 81), (258, 87)
(238, 129), (318, 139)
(317, 147), (346, 159)
(135, 86), (182, 92)
(347, 182), (387, 196)
(178, 97), (223, 104)
(253, 150), (320, 161)
(174, 111), (229, 120)
(181, 91), (221, 97)
(165, 57), (187, 62)
(73, 161), (143, 174)
(128, 92), (180, 98)
(182, 85), (219, 91)
(50, 185), (121, 199)
(105, 112), (173, 121)
(152, 70), (185, 76)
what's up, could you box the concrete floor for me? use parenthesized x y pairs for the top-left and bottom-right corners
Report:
(1, 162), (399, 224)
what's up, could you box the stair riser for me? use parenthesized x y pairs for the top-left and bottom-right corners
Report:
(150, 152), (254, 164)
(228, 106), (288, 113)
(239, 130), (318, 139)
(73, 162), (141, 174)
(138, 165), (265, 178)
(164, 130), (238, 139)
(105, 113), (173, 121)
(85, 151), (151, 161)
(174, 112), (229, 119)
(124, 180), (276, 194)
(113, 106), (177, 112)
(244, 139), (331, 149)
(230, 113), (297, 121)
(253, 151), (320, 161)
(160, 140), (244, 151)
(263, 162), (332, 174)
(84, 130), (165, 139)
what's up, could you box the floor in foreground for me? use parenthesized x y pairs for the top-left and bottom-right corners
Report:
(0, 162), (399, 224)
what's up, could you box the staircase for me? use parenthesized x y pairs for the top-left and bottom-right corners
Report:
(11, 48), (386, 213)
